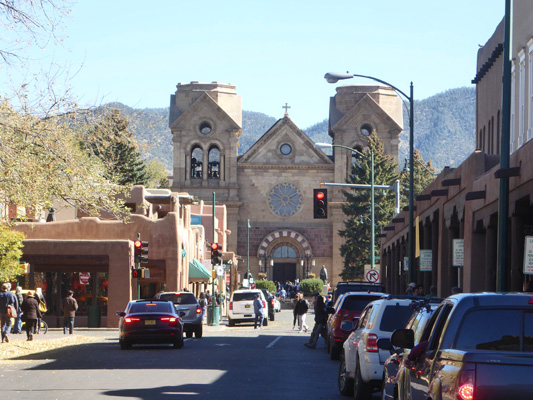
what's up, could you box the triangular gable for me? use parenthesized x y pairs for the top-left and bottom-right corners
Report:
(331, 93), (403, 135)
(238, 116), (333, 165)
(169, 92), (241, 134)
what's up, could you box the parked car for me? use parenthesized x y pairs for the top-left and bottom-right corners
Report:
(260, 288), (276, 321)
(228, 289), (268, 326)
(153, 291), (203, 338)
(377, 299), (441, 400)
(391, 292), (533, 400)
(333, 281), (385, 304)
(116, 299), (184, 350)
(326, 291), (385, 360)
(339, 296), (433, 399)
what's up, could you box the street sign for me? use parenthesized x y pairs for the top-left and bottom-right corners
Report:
(365, 269), (380, 283)
(79, 272), (90, 285)
(452, 239), (464, 267)
(420, 250), (432, 271)
(524, 236), (533, 274)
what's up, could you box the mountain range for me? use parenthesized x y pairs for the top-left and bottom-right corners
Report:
(107, 86), (476, 173)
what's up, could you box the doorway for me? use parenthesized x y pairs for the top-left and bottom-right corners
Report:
(273, 262), (296, 283)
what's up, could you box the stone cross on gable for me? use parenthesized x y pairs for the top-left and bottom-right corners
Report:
(282, 103), (291, 116)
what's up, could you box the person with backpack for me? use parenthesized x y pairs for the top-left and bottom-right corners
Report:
(294, 293), (310, 333)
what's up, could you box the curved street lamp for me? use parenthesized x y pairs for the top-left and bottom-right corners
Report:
(324, 72), (415, 283)
(315, 142), (375, 271)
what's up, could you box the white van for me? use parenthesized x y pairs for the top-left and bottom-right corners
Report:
(228, 289), (268, 327)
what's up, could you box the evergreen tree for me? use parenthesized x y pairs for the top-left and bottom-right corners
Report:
(399, 149), (436, 205)
(339, 132), (400, 281)
(83, 109), (149, 187)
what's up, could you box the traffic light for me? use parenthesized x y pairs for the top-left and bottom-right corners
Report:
(211, 243), (222, 265)
(132, 268), (143, 279)
(313, 188), (328, 218)
(134, 240), (149, 264)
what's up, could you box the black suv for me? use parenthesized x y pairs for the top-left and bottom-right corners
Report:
(333, 281), (385, 304)
(260, 288), (276, 321)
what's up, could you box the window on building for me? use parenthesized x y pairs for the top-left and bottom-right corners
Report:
(273, 246), (297, 258)
(191, 146), (203, 179)
(207, 145), (220, 179)
(511, 62), (516, 152)
(519, 49), (526, 147)
(528, 39), (533, 142)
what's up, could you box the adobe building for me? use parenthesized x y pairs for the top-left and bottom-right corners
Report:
(169, 81), (402, 286)
(11, 187), (225, 328)
(379, 2), (533, 297)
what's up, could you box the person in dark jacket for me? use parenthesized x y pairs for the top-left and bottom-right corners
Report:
(0, 283), (18, 343)
(21, 290), (41, 341)
(253, 293), (264, 329)
(305, 295), (328, 349)
(61, 290), (79, 334)
(294, 293), (310, 333)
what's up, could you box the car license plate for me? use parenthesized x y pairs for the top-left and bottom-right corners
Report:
(245, 304), (251, 309)
(145, 320), (156, 325)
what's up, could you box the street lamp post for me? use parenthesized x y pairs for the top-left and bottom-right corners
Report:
(300, 254), (315, 279)
(324, 72), (414, 282)
(315, 143), (375, 270)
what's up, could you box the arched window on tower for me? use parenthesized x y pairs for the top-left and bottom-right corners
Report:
(191, 145), (203, 179)
(208, 145), (220, 179)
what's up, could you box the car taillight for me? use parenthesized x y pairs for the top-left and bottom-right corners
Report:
(161, 317), (177, 322)
(196, 305), (202, 314)
(457, 369), (475, 400)
(271, 299), (275, 306)
(229, 301), (233, 310)
(125, 317), (140, 323)
(263, 300), (267, 309)
(365, 333), (378, 352)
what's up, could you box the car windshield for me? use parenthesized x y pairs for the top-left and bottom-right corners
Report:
(233, 292), (259, 301)
(342, 295), (382, 311)
(129, 302), (173, 313)
(379, 305), (414, 332)
(159, 293), (197, 305)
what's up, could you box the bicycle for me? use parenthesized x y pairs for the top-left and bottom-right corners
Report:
(20, 319), (48, 334)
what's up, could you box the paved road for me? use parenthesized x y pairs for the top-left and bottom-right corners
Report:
(0, 308), (381, 400)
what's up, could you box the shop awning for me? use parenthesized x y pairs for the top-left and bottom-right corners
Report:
(189, 258), (211, 279)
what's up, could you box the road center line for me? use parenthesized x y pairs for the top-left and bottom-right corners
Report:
(266, 336), (282, 348)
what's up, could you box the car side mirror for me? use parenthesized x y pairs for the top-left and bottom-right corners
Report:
(326, 306), (335, 314)
(116, 311), (126, 317)
(340, 320), (354, 332)
(390, 328), (415, 349)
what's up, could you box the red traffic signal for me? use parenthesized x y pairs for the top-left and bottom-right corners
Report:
(211, 243), (222, 265)
(134, 239), (149, 264)
(313, 188), (328, 218)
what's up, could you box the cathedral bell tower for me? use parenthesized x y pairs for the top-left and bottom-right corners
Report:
(169, 82), (242, 202)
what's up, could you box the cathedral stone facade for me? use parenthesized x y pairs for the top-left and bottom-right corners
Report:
(169, 81), (402, 285)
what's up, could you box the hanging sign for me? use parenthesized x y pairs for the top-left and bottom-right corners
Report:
(79, 272), (91, 285)
(452, 239), (464, 267)
(420, 250), (432, 272)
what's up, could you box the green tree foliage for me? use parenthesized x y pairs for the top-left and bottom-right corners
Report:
(339, 133), (400, 281)
(145, 160), (170, 188)
(0, 224), (25, 283)
(300, 278), (324, 296)
(83, 109), (149, 187)
(399, 149), (436, 205)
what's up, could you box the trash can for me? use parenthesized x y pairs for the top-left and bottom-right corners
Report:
(206, 305), (220, 326)
(88, 305), (101, 328)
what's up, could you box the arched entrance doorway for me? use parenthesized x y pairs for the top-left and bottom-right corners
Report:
(257, 230), (313, 283)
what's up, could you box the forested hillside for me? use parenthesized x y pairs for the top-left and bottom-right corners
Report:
(108, 86), (476, 172)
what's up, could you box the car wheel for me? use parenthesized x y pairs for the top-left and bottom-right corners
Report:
(263, 317), (268, 326)
(338, 355), (354, 396)
(120, 341), (130, 350)
(330, 340), (340, 360)
(353, 359), (372, 400)
(174, 335), (184, 349)
(195, 324), (203, 338)
(269, 312), (275, 321)
(186, 330), (193, 339)
(228, 319), (235, 327)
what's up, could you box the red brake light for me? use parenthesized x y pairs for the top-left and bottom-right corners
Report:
(529, 297), (533, 304)
(365, 333), (378, 352)
(229, 301), (233, 310)
(196, 305), (202, 314)
(125, 317), (140, 323)
(457, 370), (475, 400)
(146, 303), (157, 306)
(161, 317), (177, 322)
(263, 300), (267, 309)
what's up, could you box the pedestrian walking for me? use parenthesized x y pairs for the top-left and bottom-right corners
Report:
(34, 288), (47, 334)
(253, 293), (264, 329)
(21, 290), (41, 341)
(294, 293), (310, 333)
(12, 286), (23, 334)
(61, 290), (78, 334)
(0, 283), (18, 343)
(198, 292), (207, 324)
(305, 295), (328, 349)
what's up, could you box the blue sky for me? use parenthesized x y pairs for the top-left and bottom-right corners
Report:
(5, 0), (504, 129)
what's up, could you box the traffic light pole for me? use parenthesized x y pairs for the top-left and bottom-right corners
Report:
(210, 192), (216, 326)
(136, 233), (141, 299)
